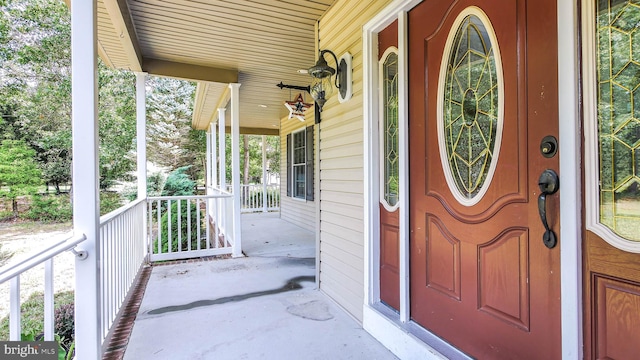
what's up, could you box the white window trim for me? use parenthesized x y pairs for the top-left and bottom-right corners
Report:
(291, 128), (307, 201)
(582, 0), (640, 253)
(379, 46), (400, 212)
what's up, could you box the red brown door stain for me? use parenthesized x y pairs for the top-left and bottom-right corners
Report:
(379, 20), (400, 311)
(408, 0), (561, 358)
(584, 234), (640, 359)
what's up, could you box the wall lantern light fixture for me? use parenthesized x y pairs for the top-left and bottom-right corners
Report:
(308, 49), (352, 111)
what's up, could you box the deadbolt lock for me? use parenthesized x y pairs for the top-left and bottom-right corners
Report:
(540, 135), (558, 158)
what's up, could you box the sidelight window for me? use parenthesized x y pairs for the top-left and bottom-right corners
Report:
(380, 47), (399, 209)
(594, 0), (640, 241)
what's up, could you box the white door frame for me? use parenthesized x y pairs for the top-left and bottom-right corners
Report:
(362, 0), (582, 359)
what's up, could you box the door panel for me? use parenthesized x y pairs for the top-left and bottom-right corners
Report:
(379, 20), (400, 311)
(582, 1), (640, 358)
(408, 0), (560, 358)
(585, 233), (640, 359)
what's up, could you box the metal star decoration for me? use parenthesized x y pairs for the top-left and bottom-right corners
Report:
(284, 93), (312, 121)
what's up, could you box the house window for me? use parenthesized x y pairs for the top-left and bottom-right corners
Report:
(286, 126), (314, 201)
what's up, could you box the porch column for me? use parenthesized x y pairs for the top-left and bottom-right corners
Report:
(262, 135), (268, 213)
(206, 128), (212, 193)
(218, 108), (226, 191)
(229, 83), (242, 257)
(135, 72), (148, 265)
(71, 0), (101, 358)
(136, 72), (147, 199)
(211, 122), (218, 189)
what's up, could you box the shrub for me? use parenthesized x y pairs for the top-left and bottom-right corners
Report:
(0, 290), (75, 341)
(54, 303), (74, 349)
(161, 166), (195, 196)
(153, 200), (205, 253)
(147, 171), (166, 197)
(100, 191), (123, 215)
(22, 194), (72, 223)
(0, 210), (14, 221)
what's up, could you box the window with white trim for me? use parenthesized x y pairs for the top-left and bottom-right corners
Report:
(286, 126), (314, 201)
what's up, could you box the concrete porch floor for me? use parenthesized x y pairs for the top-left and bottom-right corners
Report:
(123, 212), (397, 359)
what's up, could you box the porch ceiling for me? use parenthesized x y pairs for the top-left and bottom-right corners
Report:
(94, 0), (334, 131)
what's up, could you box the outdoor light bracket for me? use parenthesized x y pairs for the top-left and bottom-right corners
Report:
(276, 82), (310, 93)
(337, 52), (352, 103)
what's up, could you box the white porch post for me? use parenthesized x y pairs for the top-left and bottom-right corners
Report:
(211, 122), (218, 189)
(262, 135), (268, 212)
(71, 0), (101, 358)
(206, 128), (212, 193)
(229, 83), (243, 257)
(136, 73), (147, 199)
(135, 72), (148, 264)
(218, 108), (226, 191)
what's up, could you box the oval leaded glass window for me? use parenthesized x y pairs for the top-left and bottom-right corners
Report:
(437, 7), (504, 206)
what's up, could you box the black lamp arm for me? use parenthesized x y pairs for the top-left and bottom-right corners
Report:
(276, 82), (311, 93)
(320, 49), (341, 89)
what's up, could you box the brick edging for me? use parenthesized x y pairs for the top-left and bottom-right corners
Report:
(101, 265), (152, 360)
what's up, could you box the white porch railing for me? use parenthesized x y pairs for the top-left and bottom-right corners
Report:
(0, 233), (87, 341)
(0, 192), (240, 351)
(147, 193), (235, 262)
(224, 184), (280, 213)
(238, 184), (280, 213)
(0, 198), (148, 354)
(99, 198), (147, 344)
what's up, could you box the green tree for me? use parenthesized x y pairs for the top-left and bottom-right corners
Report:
(98, 65), (136, 189)
(0, 0), (138, 191)
(0, 139), (42, 215)
(161, 166), (196, 196)
(147, 77), (206, 182)
(225, 135), (280, 185)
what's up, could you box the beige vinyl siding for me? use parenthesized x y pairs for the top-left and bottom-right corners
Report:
(317, 0), (394, 322)
(279, 108), (316, 232)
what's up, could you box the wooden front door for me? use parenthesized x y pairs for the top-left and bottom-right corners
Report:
(408, 0), (561, 358)
(583, 1), (640, 358)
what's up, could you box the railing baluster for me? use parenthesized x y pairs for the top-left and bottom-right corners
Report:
(101, 226), (107, 340)
(178, 199), (182, 252)
(196, 198), (201, 251)
(44, 258), (54, 341)
(147, 200), (152, 259)
(109, 222), (115, 329)
(9, 276), (20, 341)
(167, 199), (172, 253)
(157, 200), (161, 255)
(187, 199), (192, 252)
(214, 199), (219, 248)
(205, 198), (210, 249)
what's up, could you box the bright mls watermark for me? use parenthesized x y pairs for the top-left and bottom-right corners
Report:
(0, 342), (58, 359)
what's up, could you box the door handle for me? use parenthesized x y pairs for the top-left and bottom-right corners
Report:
(538, 169), (559, 249)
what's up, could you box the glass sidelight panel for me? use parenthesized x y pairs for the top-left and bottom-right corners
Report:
(382, 50), (399, 207)
(597, 0), (640, 241)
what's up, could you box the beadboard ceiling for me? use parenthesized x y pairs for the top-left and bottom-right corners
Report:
(94, 0), (335, 132)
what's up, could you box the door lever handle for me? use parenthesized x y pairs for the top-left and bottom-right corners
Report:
(538, 169), (559, 249)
